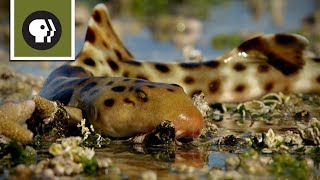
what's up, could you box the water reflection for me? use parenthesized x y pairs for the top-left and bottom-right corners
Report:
(95, 142), (209, 178)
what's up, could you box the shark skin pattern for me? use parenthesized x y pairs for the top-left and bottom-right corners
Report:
(39, 4), (320, 138)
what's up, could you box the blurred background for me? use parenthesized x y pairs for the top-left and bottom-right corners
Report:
(0, 1), (319, 177)
(0, 0), (319, 77)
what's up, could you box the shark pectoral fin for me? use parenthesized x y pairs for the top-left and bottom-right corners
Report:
(236, 33), (309, 75)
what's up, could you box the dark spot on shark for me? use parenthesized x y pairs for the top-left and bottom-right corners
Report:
(114, 49), (123, 60)
(102, 41), (109, 49)
(104, 99), (115, 107)
(209, 79), (221, 93)
(107, 59), (119, 72)
(180, 62), (201, 69)
(238, 36), (263, 52)
(84, 58), (96, 67)
(235, 84), (246, 93)
(264, 82), (274, 92)
(128, 86), (134, 92)
(93, 10), (101, 23)
(85, 27), (95, 43)
(266, 53), (301, 75)
(317, 75), (320, 83)
(203, 61), (220, 68)
(184, 76), (195, 84)
(275, 34), (297, 45)
(155, 63), (170, 73)
(257, 64), (270, 73)
(123, 71), (129, 77)
(233, 62), (246, 72)
(111, 86), (126, 92)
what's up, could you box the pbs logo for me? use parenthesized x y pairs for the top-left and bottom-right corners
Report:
(22, 11), (61, 50)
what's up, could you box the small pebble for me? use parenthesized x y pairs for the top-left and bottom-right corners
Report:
(141, 170), (157, 180)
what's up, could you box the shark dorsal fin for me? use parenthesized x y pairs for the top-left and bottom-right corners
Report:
(85, 4), (134, 59)
(73, 4), (134, 74)
(236, 33), (309, 75)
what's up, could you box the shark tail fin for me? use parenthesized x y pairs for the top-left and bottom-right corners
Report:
(236, 33), (309, 75)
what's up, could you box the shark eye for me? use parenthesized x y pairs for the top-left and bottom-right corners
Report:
(136, 90), (148, 102)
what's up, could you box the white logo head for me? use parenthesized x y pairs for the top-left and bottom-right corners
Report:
(22, 11), (62, 50)
(29, 19), (56, 43)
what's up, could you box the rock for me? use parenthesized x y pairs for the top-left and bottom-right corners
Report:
(299, 118), (320, 145)
(32, 95), (83, 125)
(0, 100), (35, 143)
(33, 95), (58, 119)
(0, 65), (43, 104)
(130, 120), (175, 145)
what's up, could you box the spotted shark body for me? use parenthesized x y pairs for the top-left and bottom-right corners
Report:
(40, 4), (320, 138)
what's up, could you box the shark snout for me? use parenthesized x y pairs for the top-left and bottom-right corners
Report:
(174, 107), (205, 139)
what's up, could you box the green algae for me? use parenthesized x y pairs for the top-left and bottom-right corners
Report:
(211, 33), (243, 50)
(268, 153), (311, 179)
(0, 141), (36, 166)
(80, 157), (98, 175)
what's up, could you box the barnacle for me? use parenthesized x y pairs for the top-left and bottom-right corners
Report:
(262, 93), (283, 109)
(262, 93), (283, 104)
(299, 118), (320, 145)
(264, 128), (284, 148)
(31, 137), (99, 176)
(237, 100), (270, 117)
(192, 92), (211, 118)
(130, 120), (175, 145)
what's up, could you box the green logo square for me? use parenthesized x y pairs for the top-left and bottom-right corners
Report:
(10, 0), (75, 60)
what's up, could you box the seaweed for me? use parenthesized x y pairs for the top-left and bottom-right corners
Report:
(80, 157), (98, 175)
(0, 141), (36, 166)
(268, 153), (311, 179)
